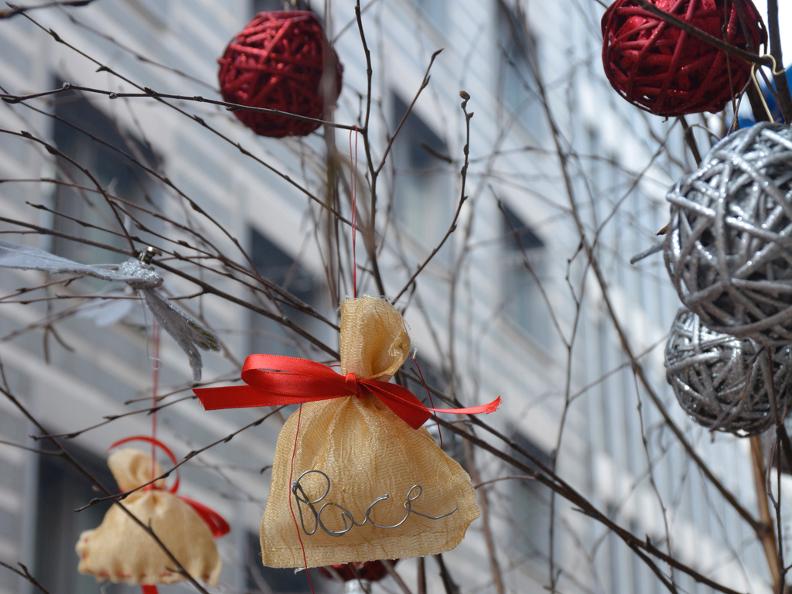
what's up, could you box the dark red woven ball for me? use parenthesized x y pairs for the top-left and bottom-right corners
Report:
(318, 560), (397, 582)
(601, 0), (765, 116)
(218, 11), (342, 137)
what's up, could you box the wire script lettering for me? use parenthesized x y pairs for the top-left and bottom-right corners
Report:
(290, 469), (458, 537)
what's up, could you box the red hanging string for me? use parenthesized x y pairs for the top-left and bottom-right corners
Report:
(120, 325), (226, 594)
(287, 404), (316, 594)
(141, 345), (160, 594)
(149, 321), (161, 482)
(349, 127), (359, 298)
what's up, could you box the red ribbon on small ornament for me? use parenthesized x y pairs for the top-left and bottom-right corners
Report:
(109, 436), (231, 538)
(194, 354), (501, 428)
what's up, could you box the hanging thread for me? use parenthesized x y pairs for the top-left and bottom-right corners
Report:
(149, 321), (161, 482)
(287, 404), (316, 594)
(349, 127), (359, 298)
(141, 320), (160, 594)
(412, 355), (443, 448)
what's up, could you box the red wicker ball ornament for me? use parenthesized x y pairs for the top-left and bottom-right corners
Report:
(218, 11), (342, 137)
(601, 0), (765, 116)
(319, 560), (397, 583)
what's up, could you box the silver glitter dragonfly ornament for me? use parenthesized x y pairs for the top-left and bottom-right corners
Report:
(0, 241), (219, 380)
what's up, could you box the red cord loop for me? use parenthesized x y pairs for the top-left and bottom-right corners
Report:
(109, 435), (180, 493)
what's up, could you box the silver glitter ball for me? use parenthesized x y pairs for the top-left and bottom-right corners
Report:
(664, 309), (792, 436)
(664, 123), (792, 344)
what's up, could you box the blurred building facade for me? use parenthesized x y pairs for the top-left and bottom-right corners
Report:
(0, 1), (777, 593)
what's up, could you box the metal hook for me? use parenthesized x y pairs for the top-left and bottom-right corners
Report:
(138, 246), (159, 265)
(750, 54), (787, 124)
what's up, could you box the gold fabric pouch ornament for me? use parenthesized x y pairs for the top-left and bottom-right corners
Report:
(196, 296), (500, 567)
(76, 437), (229, 588)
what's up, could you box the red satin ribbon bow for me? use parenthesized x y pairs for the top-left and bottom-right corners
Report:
(110, 436), (230, 538)
(194, 354), (501, 429)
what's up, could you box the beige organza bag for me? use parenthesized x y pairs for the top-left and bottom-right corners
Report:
(76, 448), (221, 585)
(260, 296), (480, 567)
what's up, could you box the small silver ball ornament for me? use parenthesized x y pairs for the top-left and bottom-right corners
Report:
(664, 309), (792, 436)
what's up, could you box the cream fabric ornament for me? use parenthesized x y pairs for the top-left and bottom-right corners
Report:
(260, 297), (480, 567)
(76, 448), (221, 585)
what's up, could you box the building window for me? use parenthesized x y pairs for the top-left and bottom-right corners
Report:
(50, 84), (160, 267)
(249, 229), (324, 356)
(586, 127), (605, 220)
(597, 316), (616, 457)
(252, 0), (311, 13)
(253, 0), (282, 12)
(391, 93), (453, 264)
(605, 503), (624, 594)
(32, 444), (137, 593)
(413, 0), (446, 31)
(496, 1), (540, 128)
(508, 430), (552, 564)
(500, 204), (548, 347)
(125, 0), (170, 27)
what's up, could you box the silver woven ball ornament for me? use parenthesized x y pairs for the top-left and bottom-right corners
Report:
(664, 308), (792, 436)
(664, 123), (792, 345)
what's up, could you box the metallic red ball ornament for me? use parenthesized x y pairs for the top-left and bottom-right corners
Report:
(218, 11), (343, 137)
(601, 0), (765, 116)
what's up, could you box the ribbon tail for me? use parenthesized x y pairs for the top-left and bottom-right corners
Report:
(369, 382), (501, 429)
(141, 586), (158, 594)
(195, 384), (275, 410)
(180, 496), (231, 537)
(427, 396), (502, 416)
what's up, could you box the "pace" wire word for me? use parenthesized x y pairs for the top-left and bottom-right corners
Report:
(290, 469), (458, 537)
